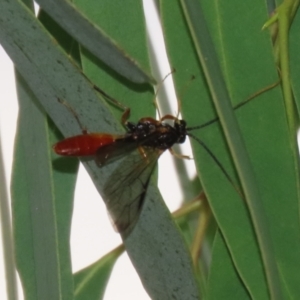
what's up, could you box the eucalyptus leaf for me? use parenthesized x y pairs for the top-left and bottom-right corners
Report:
(35, 0), (155, 84)
(161, 0), (300, 298)
(74, 245), (123, 300)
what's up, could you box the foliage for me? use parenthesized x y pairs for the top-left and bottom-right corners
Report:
(0, 0), (300, 299)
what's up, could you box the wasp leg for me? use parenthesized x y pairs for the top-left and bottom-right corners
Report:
(57, 97), (87, 134)
(169, 147), (192, 160)
(92, 84), (131, 125)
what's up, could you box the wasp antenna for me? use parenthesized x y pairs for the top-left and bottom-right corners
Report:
(187, 132), (244, 199)
(176, 97), (182, 119)
(175, 75), (196, 118)
(186, 79), (280, 131)
(233, 79), (281, 111)
(153, 69), (176, 120)
(186, 117), (220, 131)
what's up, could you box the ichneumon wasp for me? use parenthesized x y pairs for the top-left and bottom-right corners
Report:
(54, 77), (276, 232)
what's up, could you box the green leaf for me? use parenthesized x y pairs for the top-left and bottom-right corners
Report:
(182, 0), (282, 298)
(74, 245), (123, 300)
(207, 232), (250, 299)
(35, 0), (154, 84)
(11, 73), (77, 299)
(8, 2), (77, 300)
(161, 0), (300, 298)
(0, 131), (18, 299)
(290, 3), (300, 113)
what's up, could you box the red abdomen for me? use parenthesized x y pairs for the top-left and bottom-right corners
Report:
(53, 133), (117, 156)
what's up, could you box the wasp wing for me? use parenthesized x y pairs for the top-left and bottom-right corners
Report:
(95, 129), (163, 166)
(102, 147), (162, 233)
(95, 135), (139, 166)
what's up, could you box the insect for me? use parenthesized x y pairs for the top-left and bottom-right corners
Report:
(53, 82), (238, 234)
(55, 76), (277, 233)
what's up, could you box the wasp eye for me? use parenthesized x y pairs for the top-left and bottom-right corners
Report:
(180, 120), (187, 127)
